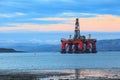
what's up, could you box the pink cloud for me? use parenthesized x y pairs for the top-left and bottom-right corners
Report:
(0, 15), (120, 32)
(80, 15), (120, 32)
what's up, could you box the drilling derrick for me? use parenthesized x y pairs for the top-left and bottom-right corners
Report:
(74, 18), (80, 39)
(61, 18), (97, 53)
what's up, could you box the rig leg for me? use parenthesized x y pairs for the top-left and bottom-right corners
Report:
(79, 41), (84, 53)
(68, 43), (73, 53)
(86, 41), (91, 53)
(92, 41), (97, 53)
(74, 43), (79, 53)
(61, 41), (66, 53)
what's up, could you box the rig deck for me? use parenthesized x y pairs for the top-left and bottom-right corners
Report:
(61, 39), (97, 53)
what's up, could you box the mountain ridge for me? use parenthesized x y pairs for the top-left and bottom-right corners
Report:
(0, 39), (120, 52)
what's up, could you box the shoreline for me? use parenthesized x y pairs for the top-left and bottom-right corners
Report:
(0, 68), (120, 80)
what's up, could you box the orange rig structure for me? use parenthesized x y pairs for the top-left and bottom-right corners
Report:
(61, 18), (97, 53)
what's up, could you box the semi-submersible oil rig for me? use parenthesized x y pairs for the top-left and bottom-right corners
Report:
(61, 18), (97, 53)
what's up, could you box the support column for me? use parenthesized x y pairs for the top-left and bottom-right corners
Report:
(68, 42), (73, 53)
(92, 41), (97, 53)
(61, 41), (67, 53)
(79, 41), (84, 53)
(74, 43), (79, 53)
(86, 41), (91, 53)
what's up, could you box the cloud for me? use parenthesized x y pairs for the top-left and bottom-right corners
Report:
(39, 0), (75, 3)
(32, 18), (72, 21)
(15, 12), (26, 16)
(0, 14), (120, 32)
(0, 0), (120, 32)
(58, 12), (99, 17)
(29, 39), (43, 43)
(0, 24), (74, 31)
(0, 14), (12, 18)
(32, 17), (73, 24)
(0, 12), (26, 18)
(0, 39), (20, 43)
(31, 12), (105, 24)
(58, 12), (119, 18)
(0, 0), (120, 16)
(80, 15), (120, 32)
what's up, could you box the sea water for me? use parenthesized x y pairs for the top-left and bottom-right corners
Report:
(0, 51), (120, 69)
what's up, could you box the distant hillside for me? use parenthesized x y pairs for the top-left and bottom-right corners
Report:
(97, 39), (120, 51)
(0, 39), (120, 52)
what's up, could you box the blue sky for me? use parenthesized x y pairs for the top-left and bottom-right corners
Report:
(0, 0), (120, 43)
(0, 0), (120, 26)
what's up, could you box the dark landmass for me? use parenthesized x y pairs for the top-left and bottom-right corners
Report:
(0, 48), (23, 53)
(0, 39), (120, 52)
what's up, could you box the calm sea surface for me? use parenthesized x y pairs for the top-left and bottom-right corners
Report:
(0, 52), (120, 69)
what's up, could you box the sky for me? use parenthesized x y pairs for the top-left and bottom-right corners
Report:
(0, 0), (120, 43)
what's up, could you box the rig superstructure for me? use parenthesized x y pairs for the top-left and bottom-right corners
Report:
(61, 18), (97, 53)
